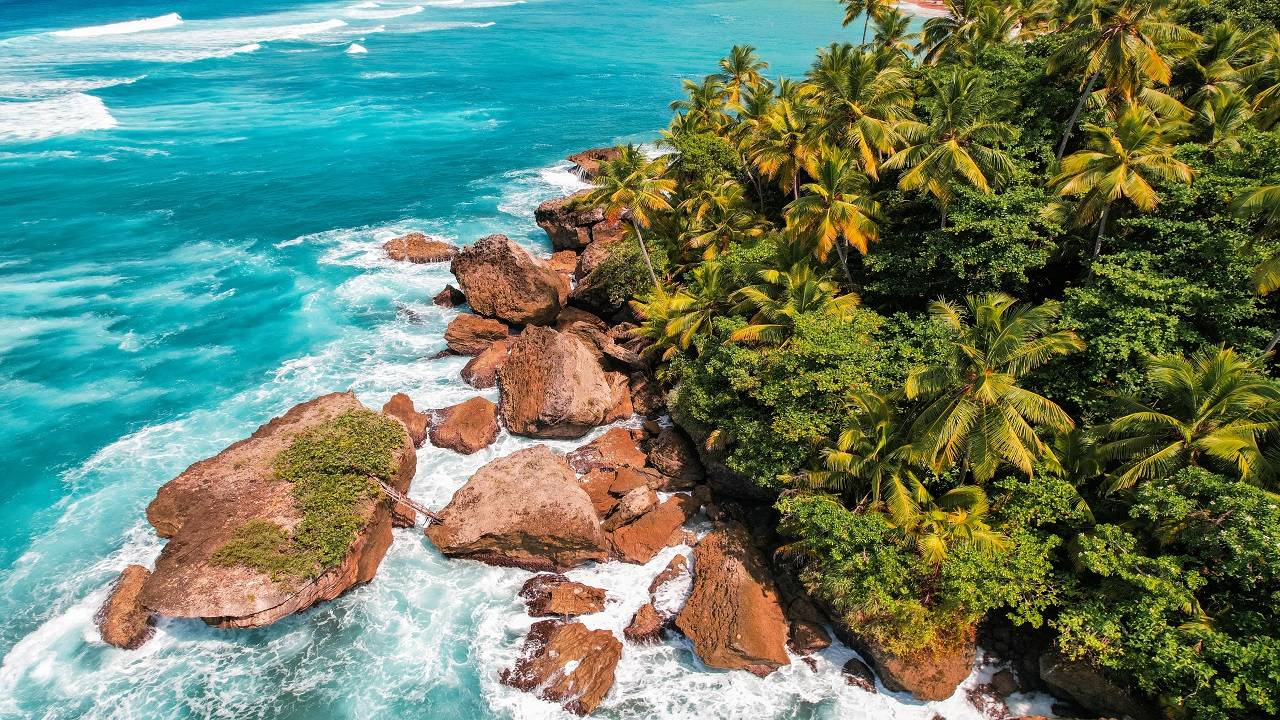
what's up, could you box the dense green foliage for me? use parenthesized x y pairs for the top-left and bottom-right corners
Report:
(212, 409), (403, 581)
(576, 0), (1280, 714)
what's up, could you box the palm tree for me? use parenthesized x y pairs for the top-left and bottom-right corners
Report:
(871, 8), (917, 61)
(582, 145), (675, 289)
(1049, 103), (1193, 256)
(906, 293), (1084, 481)
(670, 76), (730, 132)
(717, 45), (769, 106)
(1099, 347), (1280, 490)
(915, 0), (989, 65)
(783, 146), (881, 277)
(729, 262), (860, 346)
(750, 99), (824, 201)
(882, 69), (1016, 228)
(841, 0), (893, 46)
(1234, 183), (1280, 350)
(679, 175), (767, 259)
(1242, 30), (1280, 130)
(793, 389), (927, 517)
(1196, 89), (1253, 153)
(888, 484), (1007, 605)
(1048, 0), (1199, 160)
(728, 83), (777, 205)
(663, 262), (730, 352)
(1006, 0), (1057, 40)
(1178, 21), (1255, 109)
(806, 44), (916, 179)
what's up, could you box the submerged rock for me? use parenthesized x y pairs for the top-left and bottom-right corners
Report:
(497, 326), (618, 439)
(425, 445), (610, 571)
(444, 313), (508, 356)
(500, 619), (622, 716)
(95, 565), (154, 649)
(519, 574), (607, 617)
(428, 397), (499, 455)
(624, 603), (665, 644)
(383, 231), (456, 263)
(139, 392), (416, 629)
(381, 392), (428, 448)
(674, 524), (790, 676)
(450, 234), (568, 326)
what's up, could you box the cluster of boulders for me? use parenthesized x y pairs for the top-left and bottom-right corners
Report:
(96, 392), (419, 648)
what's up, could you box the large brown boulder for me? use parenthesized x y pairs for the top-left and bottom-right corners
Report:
(566, 427), (646, 473)
(425, 446), (610, 571)
(547, 250), (578, 275)
(609, 496), (695, 564)
(450, 234), (568, 326)
(383, 231), (456, 263)
(674, 525), (790, 676)
(497, 326), (618, 439)
(646, 427), (703, 486)
(501, 619), (622, 716)
(428, 397), (499, 455)
(566, 147), (621, 180)
(519, 574), (607, 617)
(535, 190), (604, 251)
(139, 392), (416, 628)
(573, 231), (627, 282)
(857, 636), (975, 702)
(624, 603), (665, 644)
(1039, 651), (1154, 719)
(460, 340), (509, 389)
(382, 392), (428, 447)
(444, 313), (509, 356)
(95, 565), (154, 649)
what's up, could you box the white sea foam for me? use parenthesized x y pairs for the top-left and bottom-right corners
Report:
(346, 4), (424, 19)
(51, 12), (183, 38)
(346, 42), (369, 54)
(0, 76), (141, 99)
(0, 93), (116, 141)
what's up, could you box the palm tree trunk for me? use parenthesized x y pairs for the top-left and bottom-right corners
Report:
(939, 204), (948, 230)
(862, 15), (870, 46)
(1093, 205), (1109, 258)
(1266, 328), (1280, 354)
(631, 218), (660, 289)
(834, 237), (854, 286)
(1056, 69), (1101, 162)
(793, 176), (800, 202)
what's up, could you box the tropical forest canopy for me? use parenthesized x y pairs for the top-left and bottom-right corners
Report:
(573, 0), (1280, 717)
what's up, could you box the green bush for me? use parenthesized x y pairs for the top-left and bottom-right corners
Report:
(213, 409), (404, 581)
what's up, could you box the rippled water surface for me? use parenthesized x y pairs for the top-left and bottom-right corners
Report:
(0, 1), (1054, 717)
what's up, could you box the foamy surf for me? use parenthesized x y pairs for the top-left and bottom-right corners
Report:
(51, 12), (183, 38)
(346, 5), (426, 19)
(346, 42), (370, 54)
(0, 94), (117, 141)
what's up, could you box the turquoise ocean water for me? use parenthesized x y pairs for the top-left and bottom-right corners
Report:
(0, 1), (1051, 717)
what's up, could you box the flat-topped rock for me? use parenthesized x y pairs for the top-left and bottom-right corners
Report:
(566, 147), (621, 180)
(95, 565), (154, 649)
(450, 234), (568, 326)
(383, 231), (456, 263)
(425, 445), (610, 571)
(567, 427), (647, 473)
(444, 314), (508, 356)
(428, 397), (499, 455)
(674, 524), (790, 676)
(519, 574), (607, 617)
(535, 190), (603, 251)
(497, 326), (619, 439)
(609, 496), (694, 564)
(139, 392), (415, 629)
(501, 619), (622, 716)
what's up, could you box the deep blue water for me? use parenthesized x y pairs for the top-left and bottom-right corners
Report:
(0, 2), (1031, 718)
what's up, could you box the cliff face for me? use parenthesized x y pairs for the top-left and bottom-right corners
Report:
(139, 392), (416, 628)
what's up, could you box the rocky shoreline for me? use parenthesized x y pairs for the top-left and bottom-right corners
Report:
(95, 148), (1073, 719)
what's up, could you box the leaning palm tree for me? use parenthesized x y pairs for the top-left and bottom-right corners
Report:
(841, 0), (893, 46)
(729, 262), (860, 346)
(792, 389), (928, 518)
(1048, 0), (1200, 160)
(1049, 103), (1193, 256)
(806, 44), (916, 179)
(882, 69), (1016, 228)
(717, 45), (769, 107)
(906, 293), (1084, 481)
(783, 146), (881, 276)
(750, 99), (824, 201)
(582, 145), (675, 289)
(1099, 347), (1280, 490)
